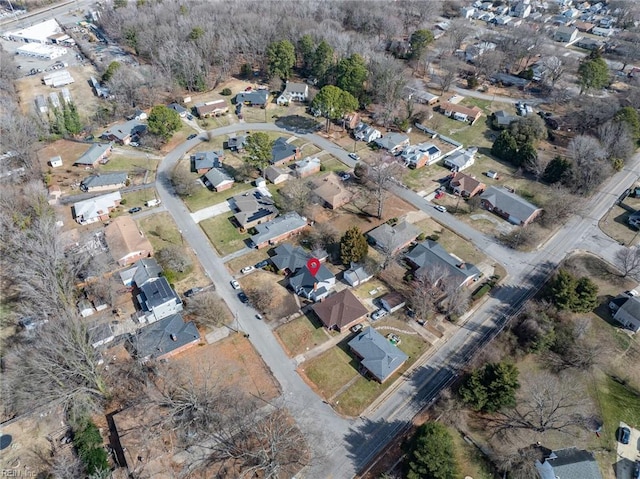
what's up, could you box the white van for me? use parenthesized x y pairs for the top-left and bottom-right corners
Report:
(145, 199), (161, 207)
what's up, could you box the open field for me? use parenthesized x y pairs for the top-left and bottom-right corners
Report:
(275, 312), (330, 357)
(200, 212), (249, 256)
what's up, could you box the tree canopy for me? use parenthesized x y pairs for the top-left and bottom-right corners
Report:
(545, 269), (599, 313)
(578, 51), (609, 93)
(409, 29), (434, 60)
(543, 156), (572, 184)
(311, 40), (334, 84)
(267, 40), (296, 80)
(459, 361), (520, 413)
(243, 132), (274, 172)
(310, 85), (359, 132)
(336, 53), (368, 100)
(405, 422), (459, 479)
(147, 105), (181, 139)
(491, 131), (519, 164)
(340, 226), (368, 265)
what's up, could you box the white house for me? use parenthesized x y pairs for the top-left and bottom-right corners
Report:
(461, 6), (475, 18)
(72, 191), (122, 225)
(443, 147), (477, 172)
(276, 82), (309, 105)
(354, 124), (382, 143)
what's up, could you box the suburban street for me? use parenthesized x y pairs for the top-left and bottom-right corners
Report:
(156, 124), (640, 478)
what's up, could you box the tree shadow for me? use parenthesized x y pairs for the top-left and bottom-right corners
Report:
(274, 115), (323, 134)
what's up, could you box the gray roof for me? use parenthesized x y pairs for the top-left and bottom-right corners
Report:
(344, 263), (373, 285)
(374, 132), (409, 151)
(293, 156), (320, 174)
(203, 168), (233, 188)
(251, 212), (307, 247)
(81, 171), (127, 190)
(271, 137), (298, 164)
(480, 186), (542, 224)
(73, 191), (121, 223)
(444, 148), (477, 170)
(102, 119), (146, 142)
(168, 103), (187, 114)
(228, 135), (247, 150)
(494, 110), (517, 126)
(491, 72), (530, 87)
(405, 240), (481, 285)
(615, 295), (640, 330)
(535, 448), (602, 479)
(348, 327), (408, 382)
(132, 258), (162, 287)
(235, 89), (269, 105)
(283, 82), (308, 94)
(367, 221), (419, 253)
(132, 313), (200, 360)
(192, 150), (223, 171)
(288, 263), (334, 294)
(138, 277), (181, 310)
(271, 243), (310, 272)
(74, 143), (112, 165)
(231, 189), (278, 228)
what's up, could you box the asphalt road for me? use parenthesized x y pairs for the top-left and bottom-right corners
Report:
(156, 124), (640, 478)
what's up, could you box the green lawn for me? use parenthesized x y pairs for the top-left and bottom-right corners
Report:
(139, 212), (183, 250)
(120, 189), (157, 209)
(321, 157), (348, 173)
(275, 313), (330, 357)
(594, 375), (640, 450)
(302, 346), (359, 399)
(100, 155), (156, 173)
(183, 182), (253, 212)
(199, 212), (249, 256)
(451, 428), (495, 479)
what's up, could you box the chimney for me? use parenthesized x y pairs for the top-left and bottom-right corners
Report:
(170, 334), (177, 341)
(457, 262), (466, 269)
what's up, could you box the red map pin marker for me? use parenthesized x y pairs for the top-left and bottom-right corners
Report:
(307, 258), (320, 276)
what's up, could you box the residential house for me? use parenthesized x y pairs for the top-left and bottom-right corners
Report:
(344, 262), (373, 287)
(592, 26), (612, 37)
(89, 322), (115, 349)
(465, 41), (497, 63)
(450, 172), (486, 198)
(104, 216), (154, 266)
(312, 289), (369, 331)
(439, 101), (483, 124)
(575, 37), (603, 50)
(73, 191), (121, 225)
(342, 112), (361, 130)
(348, 327), (408, 383)
(230, 188), (279, 230)
(562, 8), (580, 19)
(310, 173), (353, 209)
(480, 186), (543, 225)
(191, 150), (224, 174)
(129, 313), (200, 361)
(491, 72), (531, 88)
(461, 6), (476, 18)
(289, 261), (335, 302)
(194, 99), (229, 117)
(401, 142), (442, 168)
(612, 295), (640, 332)
(250, 212), (308, 249)
(270, 137), (300, 165)
(354, 124), (382, 143)
(264, 165), (290, 184)
(374, 132), (410, 155)
(78, 299), (95, 318)
(80, 171), (128, 192)
(202, 167), (234, 192)
(405, 86), (440, 105)
(493, 110), (517, 128)
(49, 155), (63, 168)
(136, 276), (183, 323)
(292, 156), (321, 178)
(510, 0), (532, 18)
(270, 243), (311, 274)
(235, 89), (270, 107)
(130, 109), (147, 121)
(119, 257), (162, 287)
(227, 134), (248, 152)
(168, 102), (187, 118)
(380, 292), (406, 313)
(73, 143), (112, 167)
(387, 39), (412, 58)
(405, 240), (481, 288)
(574, 20), (595, 32)
(535, 447), (603, 479)
(276, 82), (309, 105)
(101, 119), (146, 145)
(443, 147), (478, 172)
(367, 221), (420, 255)
(554, 26), (579, 43)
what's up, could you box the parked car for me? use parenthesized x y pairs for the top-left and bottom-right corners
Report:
(128, 207), (142, 214)
(187, 133), (197, 140)
(338, 171), (351, 181)
(238, 291), (249, 303)
(350, 324), (363, 333)
(348, 153), (360, 161)
(255, 260), (270, 269)
(130, 142), (139, 147)
(241, 265), (255, 274)
(633, 462), (640, 479)
(371, 309), (388, 321)
(434, 205), (447, 213)
(187, 114), (193, 120)
(230, 279), (240, 290)
(184, 287), (202, 298)
(624, 290), (638, 297)
(618, 426), (631, 445)
(255, 313), (263, 320)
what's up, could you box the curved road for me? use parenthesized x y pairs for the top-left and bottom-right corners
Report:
(156, 122), (640, 478)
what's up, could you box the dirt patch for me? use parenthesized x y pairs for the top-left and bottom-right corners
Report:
(237, 270), (299, 320)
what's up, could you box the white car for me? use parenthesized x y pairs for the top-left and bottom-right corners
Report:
(241, 265), (255, 274)
(348, 153), (360, 161)
(434, 205), (447, 213)
(371, 309), (388, 321)
(230, 279), (240, 290)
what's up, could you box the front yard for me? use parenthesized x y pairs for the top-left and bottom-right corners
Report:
(199, 212), (249, 256)
(275, 312), (331, 357)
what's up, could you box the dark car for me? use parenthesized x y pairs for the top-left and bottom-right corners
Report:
(184, 287), (202, 298)
(633, 462), (640, 479)
(187, 133), (198, 140)
(128, 207), (142, 214)
(255, 260), (270, 269)
(618, 426), (631, 444)
(238, 292), (249, 304)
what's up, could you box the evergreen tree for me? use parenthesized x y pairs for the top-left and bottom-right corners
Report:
(340, 226), (368, 265)
(311, 40), (334, 85)
(296, 34), (315, 75)
(578, 50), (609, 93)
(243, 132), (274, 172)
(49, 107), (66, 136)
(546, 269), (578, 310)
(491, 131), (518, 163)
(543, 156), (572, 184)
(267, 40), (296, 80)
(615, 106), (640, 139)
(572, 277), (599, 313)
(63, 102), (83, 135)
(336, 54), (368, 100)
(458, 361), (520, 413)
(147, 105), (181, 139)
(409, 29), (434, 60)
(405, 422), (459, 479)
(310, 85), (359, 133)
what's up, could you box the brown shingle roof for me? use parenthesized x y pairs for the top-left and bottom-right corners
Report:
(440, 101), (483, 119)
(105, 216), (153, 263)
(312, 290), (368, 330)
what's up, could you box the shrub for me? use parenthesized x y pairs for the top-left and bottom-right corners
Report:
(119, 198), (127, 205)
(221, 87), (232, 96)
(472, 284), (491, 300)
(417, 233), (426, 241)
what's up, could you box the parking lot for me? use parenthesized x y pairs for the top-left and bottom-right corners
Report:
(617, 423), (640, 479)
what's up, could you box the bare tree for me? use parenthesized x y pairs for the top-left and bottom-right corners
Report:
(444, 19), (469, 53)
(170, 166), (198, 197)
(597, 119), (635, 163)
(539, 56), (565, 88)
(474, 49), (506, 79)
(409, 267), (448, 321)
(567, 135), (611, 195)
(156, 245), (192, 273)
(185, 291), (231, 328)
(368, 55), (407, 128)
(440, 276), (471, 319)
(279, 178), (312, 215)
(245, 283), (276, 312)
(615, 246), (640, 278)
(365, 154), (404, 219)
(436, 58), (461, 94)
(540, 187), (575, 227)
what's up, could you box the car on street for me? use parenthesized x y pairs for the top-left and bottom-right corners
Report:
(371, 309), (388, 321)
(230, 279), (240, 290)
(187, 133), (197, 140)
(184, 287), (202, 297)
(348, 153), (360, 161)
(238, 291), (249, 303)
(434, 205), (447, 213)
(255, 260), (270, 269)
(618, 426), (631, 444)
(241, 265), (255, 274)
(350, 324), (363, 333)
(187, 114), (194, 120)
(128, 207), (142, 214)
(255, 313), (263, 320)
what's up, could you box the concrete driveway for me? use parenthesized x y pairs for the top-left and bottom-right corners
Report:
(617, 423), (640, 479)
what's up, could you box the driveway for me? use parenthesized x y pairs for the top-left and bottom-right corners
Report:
(616, 423), (640, 479)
